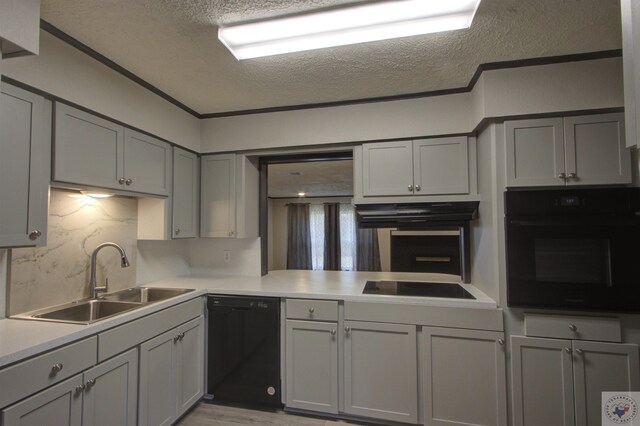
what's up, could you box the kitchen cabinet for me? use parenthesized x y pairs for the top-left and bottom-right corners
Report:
(505, 113), (630, 187)
(285, 304), (339, 414)
(621, 0), (640, 148)
(361, 137), (470, 197)
(343, 320), (418, 424)
(422, 327), (507, 426)
(200, 154), (259, 239)
(0, 83), (50, 248)
(139, 316), (204, 426)
(172, 147), (199, 239)
(511, 336), (640, 426)
(53, 103), (171, 196)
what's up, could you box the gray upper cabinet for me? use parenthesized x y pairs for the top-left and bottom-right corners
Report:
(422, 327), (507, 426)
(53, 103), (171, 196)
(362, 137), (470, 197)
(201, 154), (236, 238)
(343, 320), (418, 424)
(172, 147), (199, 239)
(621, 0), (640, 148)
(0, 83), (50, 248)
(505, 113), (630, 187)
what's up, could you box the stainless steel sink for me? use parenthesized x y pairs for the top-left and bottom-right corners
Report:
(99, 287), (195, 303)
(16, 300), (141, 325)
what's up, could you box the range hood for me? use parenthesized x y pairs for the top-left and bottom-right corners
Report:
(355, 201), (479, 228)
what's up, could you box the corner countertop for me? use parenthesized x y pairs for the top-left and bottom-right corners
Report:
(0, 270), (497, 369)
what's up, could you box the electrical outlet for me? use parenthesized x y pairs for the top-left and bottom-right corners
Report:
(223, 250), (231, 264)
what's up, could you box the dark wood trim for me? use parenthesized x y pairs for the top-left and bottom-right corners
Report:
(261, 151), (353, 164)
(37, 19), (622, 120)
(259, 160), (269, 276)
(2, 75), (201, 157)
(40, 20), (202, 118)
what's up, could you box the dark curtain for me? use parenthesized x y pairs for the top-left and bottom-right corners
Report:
(357, 228), (382, 271)
(286, 204), (312, 269)
(323, 203), (341, 270)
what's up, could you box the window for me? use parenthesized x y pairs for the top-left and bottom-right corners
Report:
(309, 204), (324, 270)
(308, 203), (356, 271)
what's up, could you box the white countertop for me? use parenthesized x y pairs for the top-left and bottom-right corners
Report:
(0, 270), (497, 369)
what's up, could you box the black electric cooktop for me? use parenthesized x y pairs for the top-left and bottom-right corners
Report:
(362, 281), (476, 299)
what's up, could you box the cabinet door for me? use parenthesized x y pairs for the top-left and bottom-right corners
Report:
(343, 321), (418, 424)
(53, 102), (124, 190)
(285, 320), (339, 414)
(172, 147), (199, 239)
(413, 137), (469, 195)
(423, 327), (506, 426)
(82, 348), (138, 426)
(123, 129), (172, 196)
(175, 317), (205, 418)
(139, 328), (178, 426)
(505, 118), (565, 187)
(573, 340), (640, 426)
(361, 141), (414, 196)
(0, 83), (49, 247)
(511, 336), (575, 426)
(1, 374), (83, 426)
(201, 154), (236, 238)
(564, 113), (631, 186)
(621, 0), (640, 148)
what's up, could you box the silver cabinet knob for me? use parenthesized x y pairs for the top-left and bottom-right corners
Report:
(75, 384), (86, 394)
(29, 230), (42, 240)
(85, 379), (96, 389)
(179, 332), (185, 341)
(125, 178), (132, 186)
(118, 177), (126, 184)
(330, 329), (336, 336)
(567, 172), (577, 179)
(497, 338), (505, 346)
(568, 324), (577, 332)
(344, 326), (351, 334)
(575, 348), (584, 355)
(308, 308), (315, 314)
(415, 184), (421, 192)
(408, 185), (413, 192)
(51, 363), (64, 375)
(228, 231), (234, 237)
(564, 347), (573, 354)
(558, 173), (567, 179)
(175, 228), (181, 235)
(173, 335), (180, 343)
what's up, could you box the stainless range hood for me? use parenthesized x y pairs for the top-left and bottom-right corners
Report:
(355, 201), (479, 229)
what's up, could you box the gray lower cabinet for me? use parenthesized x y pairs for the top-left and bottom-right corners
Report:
(343, 320), (418, 424)
(172, 147), (199, 239)
(285, 320), (339, 414)
(139, 316), (204, 426)
(0, 83), (50, 248)
(511, 336), (640, 426)
(422, 327), (507, 426)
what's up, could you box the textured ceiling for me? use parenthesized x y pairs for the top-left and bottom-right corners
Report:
(268, 161), (353, 197)
(40, 0), (622, 114)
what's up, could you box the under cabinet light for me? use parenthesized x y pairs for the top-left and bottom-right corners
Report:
(218, 0), (482, 60)
(80, 191), (114, 199)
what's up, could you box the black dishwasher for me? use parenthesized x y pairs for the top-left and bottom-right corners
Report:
(207, 295), (282, 407)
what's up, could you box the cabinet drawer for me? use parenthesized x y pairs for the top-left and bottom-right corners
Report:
(0, 336), (97, 408)
(525, 314), (621, 342)
(287, 299), (338, 321)
(98, 297), (203, 362)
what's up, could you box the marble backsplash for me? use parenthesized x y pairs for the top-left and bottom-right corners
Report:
(9, 189), (138, 315)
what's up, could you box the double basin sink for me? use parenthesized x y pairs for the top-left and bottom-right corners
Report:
(13, 287), (195, 325)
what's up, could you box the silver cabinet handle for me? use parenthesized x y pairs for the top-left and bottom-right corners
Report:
(330, 329), (336, 336)
(85, 379), (96, 389)
(175, 228), (181, 235)
(565, 347), (573, 354)
(29, 230), (42, 240)
(415, 184), (421, 192)
(497, 338), (505, 346)
(344, 326), (351, 334)
(575, 348), (584, 355)
(51, 363), (64, 375)
(118, 177), (126, 184)
(558, 173), (567, 179)
(408, 185), (413, 192)
(567, 172), (577, 179)
(125, 178), (132, 186)
(568, 324), (577, 332)
(308, 308), (315, 314)
(75, 384), (86, 394)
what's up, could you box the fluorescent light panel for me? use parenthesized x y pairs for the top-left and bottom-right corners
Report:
(218, 0), (482, 60)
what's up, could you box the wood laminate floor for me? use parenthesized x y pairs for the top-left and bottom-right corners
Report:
(178, 402), (368, 426)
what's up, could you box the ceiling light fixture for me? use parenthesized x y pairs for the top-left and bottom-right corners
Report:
(218, 0), (482, 60)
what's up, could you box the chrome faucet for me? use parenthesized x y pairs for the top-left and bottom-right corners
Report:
(89, 242), (130, 299)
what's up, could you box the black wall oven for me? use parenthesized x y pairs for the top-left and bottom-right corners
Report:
(505, 188), (640, 312)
